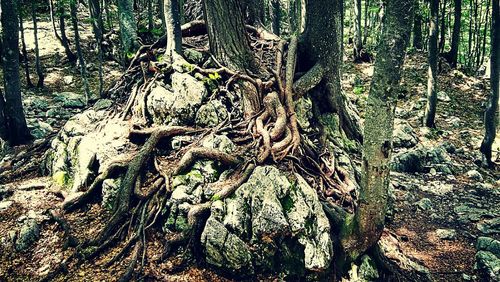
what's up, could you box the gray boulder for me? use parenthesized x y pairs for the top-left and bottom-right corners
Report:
(102, 178), (122, 211)
(146, 73), (207, 125)
(15, 218), (40, 252)
(475, 238), (500, 279)
(393, 119), (418, 148)
(45, 110), (131, 192)
(201, 166), (333, 276)
(195, 99), (228, 127)
(54, 92), (86, 108)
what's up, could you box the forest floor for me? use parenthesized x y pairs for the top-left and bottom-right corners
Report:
(0, 16), (499, 282)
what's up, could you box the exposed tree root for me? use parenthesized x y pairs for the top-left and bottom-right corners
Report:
(174, 147), (242, 175)
(293, 63), (324, 99)
(43, 28), (365, 280)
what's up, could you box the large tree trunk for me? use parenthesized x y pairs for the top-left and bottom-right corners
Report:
(301, 0), (363, 142)
(1, 0), (32, 145)
(202, 0), (259, 117)
(202, 0), (257, 72)
(480, 0), (499, 167)
(353, 0), (363, 61)
(449, 0), (461, 67)
(164, 0), (182, 55)
(340, 0), (415, 261)
(118, 0), (139, 59)
(425, 0), (439, 128)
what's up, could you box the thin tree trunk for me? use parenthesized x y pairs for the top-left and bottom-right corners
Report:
(449, 0), (461, 67)
(57, 0), (77, 62)
(49, 0), (62, 42)
(425, 0), (439, 128)
(19, 5), (34, 88)
(1, 0), (32, 145)
(439, 0), (446, 53)
(353, 0), (363, 61)
(413, 0), (423, 49)
(164, 0), (182, 55)
(31, 1), (45, 87)
(480, 0), (499, 167)
(271, 0), (280, 36)
(363, 0), (370, 44)
(70, 0), (91, 103)
(479, 2), (490, 68)
(104, 0), (113, 30)
(148, 0), (154, 31)
(118, 0), (139, 60)
(340, 0), (414, 261)
(89, 0), (105, 97)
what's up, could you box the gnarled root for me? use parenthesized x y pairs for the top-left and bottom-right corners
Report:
(174, 147), (242, 175)
(86, 126), (194, 246)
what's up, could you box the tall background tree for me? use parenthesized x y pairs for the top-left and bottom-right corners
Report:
(340, 0), (415, 260)
(118, 0), (139, 60)
(0, 0), (32, 145)
(425, 0), (439, 127)
(480, 0), (499, 167)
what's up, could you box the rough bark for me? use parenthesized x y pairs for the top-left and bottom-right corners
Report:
(202, 0), (260, 116)
(118, 0), (139, 58)
(302, 0), (363, 142)
(341, 0), (415, 260)
(424, 0), (439, 128)
(0, 92), (6, 140)
(449, 0), (461, 67)
(1, 0), (32, 145)
(480, 0), (499, 167)
(164, 0), (182, 55)
(202, 0), (256, 72)
(32, 1), (45, 88)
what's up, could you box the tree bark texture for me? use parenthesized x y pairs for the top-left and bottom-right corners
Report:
(202, 0), (256, 72)
(425, 0), (439, 128)
(164, 0), (182, 55)
(118, 0), (139, 57)
(341, 0), (415, 260)
(1, 0), (32, 145)
(303, 0), (363, 142)
(480, 0), (499, 166)
(353, 0), (363, 60)
(32, 1), (45, 87)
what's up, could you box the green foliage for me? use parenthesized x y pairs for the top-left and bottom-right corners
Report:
(182, 63), (195, 73)
(211, 194), (221, 202)
(126, 51), (135, 59)
(353, 85), (364, 95)
(208, 72), (221, 81)
(151, 28), (163, 37)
